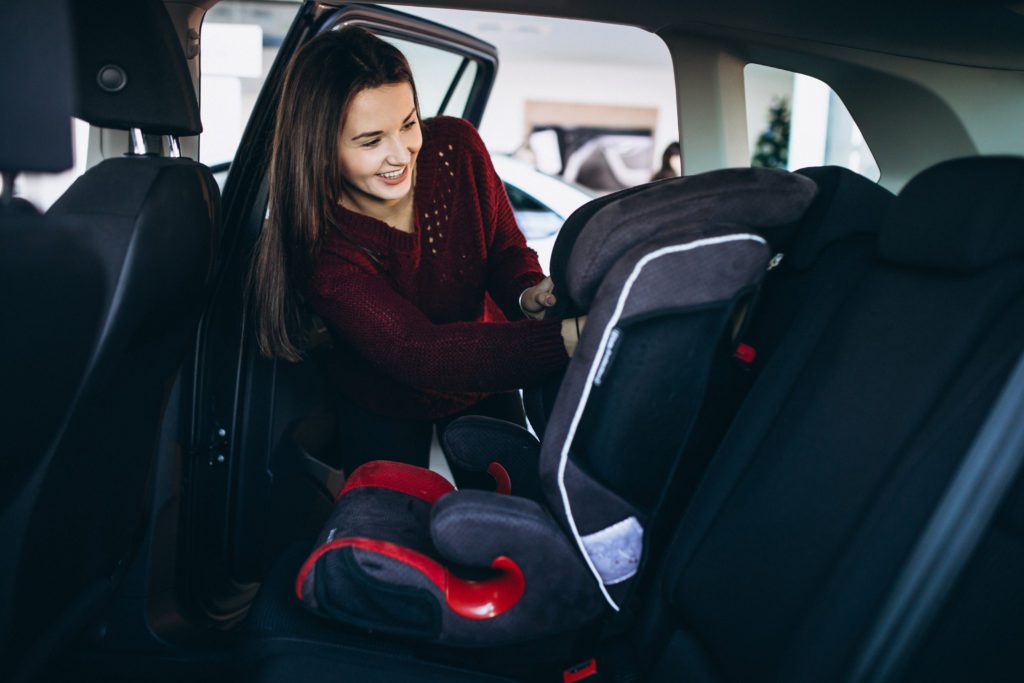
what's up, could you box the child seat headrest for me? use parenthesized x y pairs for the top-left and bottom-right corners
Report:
(550, 169), (819, 310)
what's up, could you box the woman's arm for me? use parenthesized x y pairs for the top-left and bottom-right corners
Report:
(309, 263), (570, 393)
(453, 119), (549, 319)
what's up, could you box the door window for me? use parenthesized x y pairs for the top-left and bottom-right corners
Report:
(380, 36), (481, 118)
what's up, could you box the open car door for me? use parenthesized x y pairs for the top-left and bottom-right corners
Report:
(178, 2), (499, 625)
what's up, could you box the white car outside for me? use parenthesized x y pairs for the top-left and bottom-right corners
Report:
(490, 154), (595, 273)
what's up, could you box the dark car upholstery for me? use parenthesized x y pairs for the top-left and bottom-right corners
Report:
(638, 156), (1024, 682)
(647, 165), (895, 566)
(0, 2), (107, 675)
(0, 0), (219, 679)
(0, 228), (109, 681)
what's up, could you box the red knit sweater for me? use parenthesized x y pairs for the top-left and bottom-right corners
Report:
(307, 116), (569, 419)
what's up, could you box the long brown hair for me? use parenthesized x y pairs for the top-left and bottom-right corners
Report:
(249, 26), (419, 361)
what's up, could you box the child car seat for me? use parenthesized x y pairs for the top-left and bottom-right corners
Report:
(294, 169), (816, 646)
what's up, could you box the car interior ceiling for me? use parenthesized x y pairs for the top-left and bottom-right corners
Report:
(4, 0), (1024, 681)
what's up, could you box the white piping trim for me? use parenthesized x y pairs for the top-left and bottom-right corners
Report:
(557, 233), (767, 611)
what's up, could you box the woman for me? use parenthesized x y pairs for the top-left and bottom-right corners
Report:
(652, 141), (682, 181)
(250, 27), (584, 475)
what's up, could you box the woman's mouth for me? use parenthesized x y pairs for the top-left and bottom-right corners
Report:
(376, 166), (409, 186)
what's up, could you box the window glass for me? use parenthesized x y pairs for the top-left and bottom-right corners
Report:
(379, 36), (480, 118)
(440, 59), (479, 116)
(504, 183), (547, 212)
(745, 64), (879, 181)
(200, 1), (300, 169)
(504, 182), (561, 240)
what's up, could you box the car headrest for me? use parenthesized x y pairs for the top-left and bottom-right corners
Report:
(0, 0), (74, 173)
(776, 166), (893, 269)
(563, 168), (818, 308)
(70, 0), (201, 136)
(880, 156), (1024, 272)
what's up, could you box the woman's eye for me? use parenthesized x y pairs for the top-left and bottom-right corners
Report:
(361, 139), (381, 148)
(402, 120), (417, 131)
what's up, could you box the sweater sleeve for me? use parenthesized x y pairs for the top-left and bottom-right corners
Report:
(459, 120), (547, 319)
(308, 261), (568, 393)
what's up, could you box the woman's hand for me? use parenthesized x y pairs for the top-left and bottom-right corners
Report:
(520, 277), (557, 319)
(560, 315), (587, 357)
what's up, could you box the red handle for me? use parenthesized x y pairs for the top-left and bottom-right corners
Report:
(296, 537), (525, 620)
(445, 554), (524, 619)
(487, 461), (512, 495)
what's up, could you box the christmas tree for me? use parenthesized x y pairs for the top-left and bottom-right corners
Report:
(752, 96), (791, 169)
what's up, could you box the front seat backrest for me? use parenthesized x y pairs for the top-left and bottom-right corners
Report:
(0, 0), (108, 673)
(2, 0), (219, 679)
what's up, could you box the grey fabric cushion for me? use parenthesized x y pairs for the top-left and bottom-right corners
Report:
(539, 227), (773, 609)
(298, 467), (603, 646)
(566, 168), (817, 306)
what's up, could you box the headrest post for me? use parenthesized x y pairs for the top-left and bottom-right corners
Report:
(165, 135), (181, 159)
(1, 171), (15, 208)
(126, 129), (165, 157)
(128, 128), (147, 156)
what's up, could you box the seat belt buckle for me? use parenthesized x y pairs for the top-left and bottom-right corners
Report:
(733, 342), (757, 365)
(563, 657), (598, 683)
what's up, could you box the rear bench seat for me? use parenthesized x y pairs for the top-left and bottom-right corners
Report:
(654, 166), (893, 550)
(636, 156), (1024, 681)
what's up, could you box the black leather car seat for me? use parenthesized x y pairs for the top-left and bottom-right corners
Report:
(0, 0), (219, 679)
(645, 165), (895, 569)
(633, 156), (1024, 681)
(292, 169), (816, 646)
(0, 2), (107, 675)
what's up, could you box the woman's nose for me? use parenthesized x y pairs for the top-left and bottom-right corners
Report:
(385, 135), (411, 165)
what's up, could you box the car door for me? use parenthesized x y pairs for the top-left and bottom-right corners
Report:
(178, 2), (498, 622)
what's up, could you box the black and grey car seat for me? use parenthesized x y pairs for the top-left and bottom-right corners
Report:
(293, 169), (816, 646)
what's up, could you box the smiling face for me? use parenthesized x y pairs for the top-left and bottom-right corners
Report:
(337, 82), (422, 214)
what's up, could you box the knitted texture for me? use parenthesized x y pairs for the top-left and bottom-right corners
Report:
(308, 116), (568, 419)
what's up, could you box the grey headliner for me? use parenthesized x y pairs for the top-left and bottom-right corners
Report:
(375, 0), (1024, 70)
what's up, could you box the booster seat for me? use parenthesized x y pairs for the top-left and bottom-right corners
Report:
(295, 168), (817, 646)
